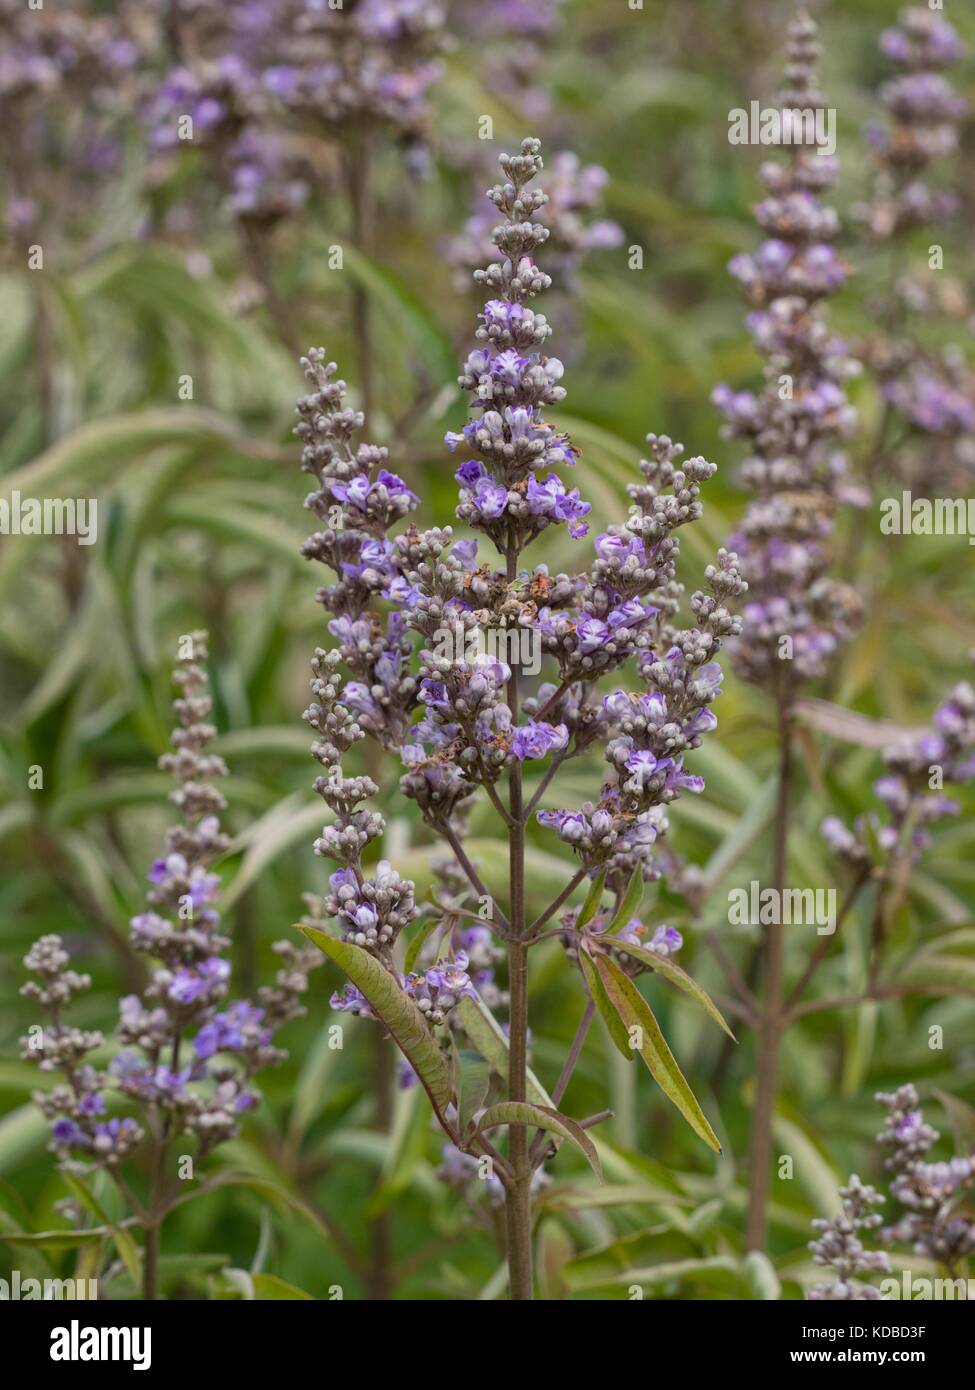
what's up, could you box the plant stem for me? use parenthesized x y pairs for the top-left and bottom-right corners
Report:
(551, 999), (594, 1108)
(345, 133), (374, 432)
(527, 863), (589, 937)
(745, 695), (793, 1252)
(440, 821), (511, 934)
(142, 1129), (167, 1301)
(504, 546), (533, 1300)
(783, 864), (870, 1011)
(367, 1032), (395, 1300)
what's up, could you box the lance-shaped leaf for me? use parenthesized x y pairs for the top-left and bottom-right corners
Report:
(896, 950), (975, 995)
(576, 867), (607, 929)
(404, 911), (441, 974)
(934, 1089), (975, 1155)
(60, 1172), (141, 1289)
(606, 865), (644, 934)
(455, 994), (552, 1106)
(593, 953), (721, 1154)
(608, 939), (736, 1040)
(579, 947), (632, 1059)
(0, 1228), (108, 1250)
(475, 1103), (603, 1182)
(298, 926), (454, 1130)
(454, 1048), (493, 1140)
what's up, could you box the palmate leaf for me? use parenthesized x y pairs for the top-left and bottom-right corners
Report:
(607, 938), (736, 1040)
(592, 953), (722, 1154)
(298, 927), (454, 1130)
(475, 1103), (603, 1182)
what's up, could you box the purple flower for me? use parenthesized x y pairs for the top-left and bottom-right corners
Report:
(511, 721), (569, 761)
(649, 925), (683, 957)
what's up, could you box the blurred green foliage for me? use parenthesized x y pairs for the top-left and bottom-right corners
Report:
(1, 0), (974, 1299)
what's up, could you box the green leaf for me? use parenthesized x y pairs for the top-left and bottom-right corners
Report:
(223, 799), (329, 908)
(221, 1266), (255, 1300)
(579, 948), (632, 1060)
(111, 1228), (143, 1292)
(700, 776), (777, 898)
(298, 926), (454, 1128)
(60, 1173), (141, 1289)
(288, 1024), (345, 1144)
(455, 995), (553, 1107)
(593, 954), (722, 1153)
(337, 244), (456, 387)
(475, 1102), (603, 1182)
(185, 1172), (333, 1238)
(771, 1116), (842, 1218)
(744, 1250), (782, 1301)
(456, 1049), (492, 1140)
(607, 939), (736, 1040)
(565, 1251), (741, 1295)
(164, 494), (307, 567)
(366, 1086), (429, 1216)
(897, 952), (975, 995)
(606, 865), (644, 934)
(0, 1228), (109, 1250)
(251, 1273), (315, 1301)
(576, 868), (606, 929)
(0, 1105), (50, 1174)
(540, 1182), (691, 1212)
(934, 1090), (975, 1155)
(0, 407), (273, 505)
(404, 912), (441, 974)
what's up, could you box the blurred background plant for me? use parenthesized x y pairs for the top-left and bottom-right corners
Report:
(1, 0), (974, 1300)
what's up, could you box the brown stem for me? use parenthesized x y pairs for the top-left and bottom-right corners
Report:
(367, 1032), (395, 1300)
(551, 998), (594, 1108)
(745, 696), (793, 1252)
(504, 545), (533, 1301)
(345, 135), (374, 432)
(142, 1127), (167, 1301)
(783, 865), (871, 1012)
(527, 863), (590, 938)
(529, 999), (594, 1169)
(533, 677), (574, 724)
(785, 981), (961, 1022)
(704, 929), (759, 1015)
(438, 821), (510, 934)
(524, 747), (571, 821)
